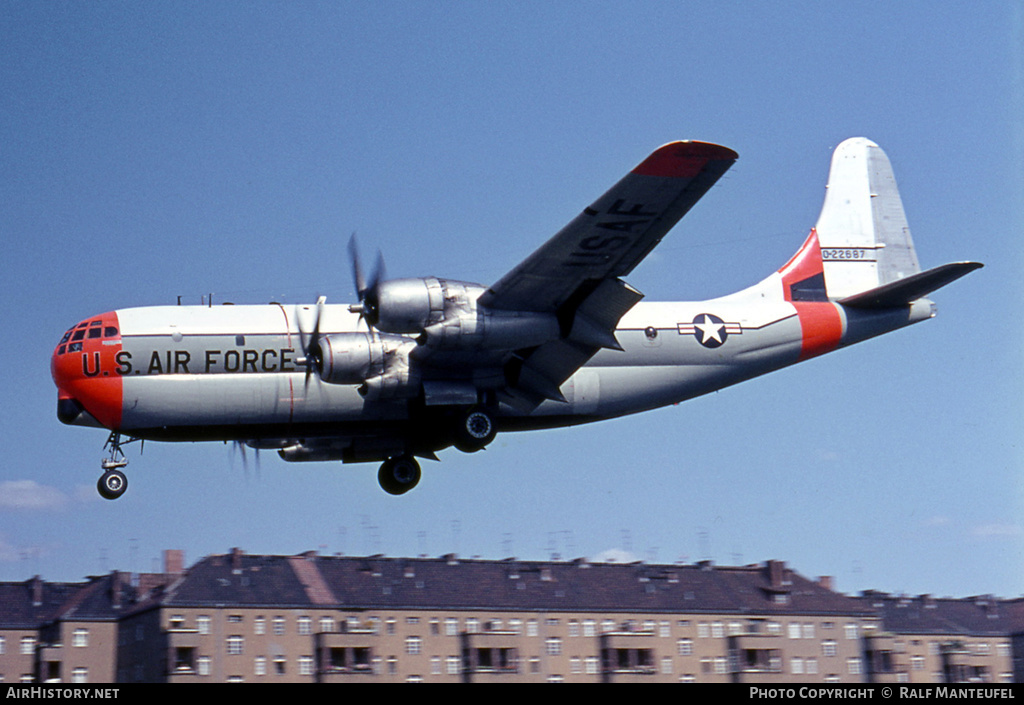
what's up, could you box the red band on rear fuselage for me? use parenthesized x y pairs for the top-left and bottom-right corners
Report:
(779, 229), (844, 359)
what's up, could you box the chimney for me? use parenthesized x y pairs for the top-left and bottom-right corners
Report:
(164, 549), (185, 576)
(109, 571), (123, 610)
(231, 547), (244, 574)
(30, 576), (42, 607)
(818, 575), (834, 592)
(766, 560), (785, 587)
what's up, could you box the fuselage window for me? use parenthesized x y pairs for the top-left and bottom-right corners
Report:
(104, 327), (118, 338)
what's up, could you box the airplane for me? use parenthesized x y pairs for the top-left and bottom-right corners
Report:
(51, 138), (982, 499)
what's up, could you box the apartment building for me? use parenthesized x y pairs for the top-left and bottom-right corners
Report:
(860, 591), (1014, 684)
(116, 550), (880, 683)
(1, 549), (1020, 683)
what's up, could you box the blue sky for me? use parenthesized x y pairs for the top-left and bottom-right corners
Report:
(1, 2), (1021, 600)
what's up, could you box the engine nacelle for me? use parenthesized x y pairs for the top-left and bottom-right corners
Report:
(316, 332), (421, 400)
(419, 310), (560, 349)
(370, 277), (484, 335)
(316, 332), (387, 384)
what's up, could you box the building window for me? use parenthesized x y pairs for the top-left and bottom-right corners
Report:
(227, 635), (244, 655)
(711, 622), (724, 638)
(71, 667), (87, 683)
(466, 618), (479, 634)
(72, 628), (89, 647)
(583, 620), (596, 637)
(792, 657), (804, 674)
(447, 656), (460, 675)
(319, 616), (334, 633)
(20, 636), (34, 655)
(298, 617), (312, 635)
(198, 616), (211, 635)
(254, 616), (264, 635)
(568, 620), (580, 637)
(788, 623), (802, 639)
(198, 656), (211, 676)
(585, 656), (599, 674)
(273, 616), (285, 636)
(254, 656), (265, 676)
(845, 623), (859, 640)
(847, 657), (862, 675)
(299, 656), (314, 676)
(806, 657), (818, 674)
(406, 636), (422, 655)
(527, 620), (538, 637)
(546, 637), (562, 656)
(802, 623), (815, 639)
(445, 618), (458, 636)
(660, 621), (671, 638)
(822, 640), (837, 657)
(678, 638), (693, 656)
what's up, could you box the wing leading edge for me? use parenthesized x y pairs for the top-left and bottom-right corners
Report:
(482, 141), (738, 409)
(479, 141), (738, 314)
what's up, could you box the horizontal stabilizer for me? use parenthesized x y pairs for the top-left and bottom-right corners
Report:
(839, 261), (983, 309)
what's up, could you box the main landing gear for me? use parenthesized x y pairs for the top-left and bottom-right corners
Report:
(375, 406), (498, 495)
(97, 432), (136, 500)
(377, 455), (421, 495)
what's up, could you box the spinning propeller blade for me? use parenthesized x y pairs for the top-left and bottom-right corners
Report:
(348, 235), (385, 330)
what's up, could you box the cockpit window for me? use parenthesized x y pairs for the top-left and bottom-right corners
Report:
(88, 328), (102, 339)
(104, 326), (118, 338)
(71, 329), (86, 341)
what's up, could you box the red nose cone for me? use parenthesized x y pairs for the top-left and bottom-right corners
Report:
(51, 312), (124, 429)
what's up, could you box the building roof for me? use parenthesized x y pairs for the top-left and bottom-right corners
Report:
(860, 591), (1013, 637)
(0, 578), (84, 629)
(162, 550), (874, 618)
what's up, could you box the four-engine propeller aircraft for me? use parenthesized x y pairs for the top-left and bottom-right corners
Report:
(51, 138), (981, 499)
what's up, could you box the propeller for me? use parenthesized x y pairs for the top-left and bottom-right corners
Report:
(230, 441), (261, 481)
(348, 234), (385, 331)
(296, 295), (326, 390)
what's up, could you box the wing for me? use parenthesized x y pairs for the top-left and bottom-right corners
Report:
(481, 141), (738, 408)
(479, 141), (738, 313)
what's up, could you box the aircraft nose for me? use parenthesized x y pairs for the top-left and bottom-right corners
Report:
(51, 313), (124, 429)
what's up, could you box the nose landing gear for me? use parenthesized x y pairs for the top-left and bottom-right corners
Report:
(97, 432), (136, 500)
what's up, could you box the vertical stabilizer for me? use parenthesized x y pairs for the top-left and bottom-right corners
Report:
(815, 138), (921, 299)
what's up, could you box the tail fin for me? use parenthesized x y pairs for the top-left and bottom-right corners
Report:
(806, 137), (982, 307)
(815, 137), (921, 299)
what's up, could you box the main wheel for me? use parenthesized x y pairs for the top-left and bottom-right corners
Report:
(453, 407), (497, 453)
(378, 456), (421, 495)
(97, 469), (128, 500)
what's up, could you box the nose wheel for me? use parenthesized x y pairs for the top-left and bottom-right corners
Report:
(98, 468), (128, 500)
(97, 432), (136, 500)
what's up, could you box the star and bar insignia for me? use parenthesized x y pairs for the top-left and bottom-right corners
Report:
(677, 313), (742, 348)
